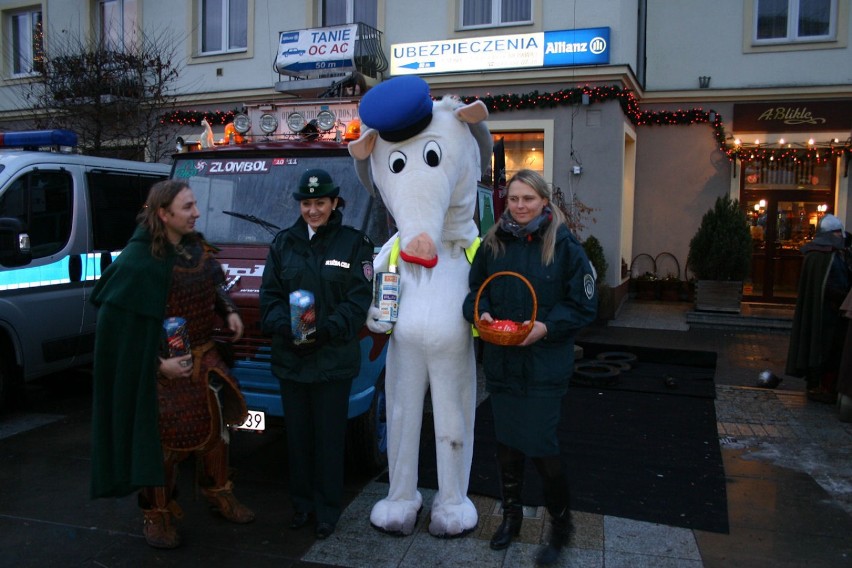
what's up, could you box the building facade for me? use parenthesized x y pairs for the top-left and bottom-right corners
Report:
(0, 0), (849, 303)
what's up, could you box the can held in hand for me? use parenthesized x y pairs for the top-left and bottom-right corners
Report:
(163, 316), (191, 360)
(374, 272), (400, 323)
(289, 290), (316, 343)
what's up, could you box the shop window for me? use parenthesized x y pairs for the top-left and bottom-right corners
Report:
(754, 0), (836, 43)
(743, 160), (833, 190)
(199, 0), (248, 55)
(99, 0), (137, 50)
(322, 0), (377, 28)
(490, 131), (544, 182)
(0, 171), (73, 259)
(460, 0), (532, 29)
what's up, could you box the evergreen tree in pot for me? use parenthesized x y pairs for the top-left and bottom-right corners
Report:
(687, 194), (752, 313)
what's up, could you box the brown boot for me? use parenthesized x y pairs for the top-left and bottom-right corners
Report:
(139, 486), (182, 549)
(202, 480), (255, 523)
(142, 508), (181, 549)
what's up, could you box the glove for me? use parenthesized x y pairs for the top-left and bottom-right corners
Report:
(307, 326), (331, 348)
(366, 305), (394, 334)
(291, 326), (330, 354)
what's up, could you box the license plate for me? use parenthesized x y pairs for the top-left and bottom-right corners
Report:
(233, 410), (265, 432)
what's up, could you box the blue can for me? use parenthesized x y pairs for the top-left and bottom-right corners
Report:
(163, 317), (191, 357)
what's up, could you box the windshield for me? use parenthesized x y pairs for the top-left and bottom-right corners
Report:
(171, 154), (391, 246)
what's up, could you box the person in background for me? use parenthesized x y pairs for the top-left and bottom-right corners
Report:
(259, 168), (374, 540)
(837, 285), (852, 422)
(90, 180), (253, 550)
(786, 214), (852, 402)
(462, 169), (597, 566)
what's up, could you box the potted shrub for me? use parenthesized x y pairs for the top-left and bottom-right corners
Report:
(686, 194), (752, 313)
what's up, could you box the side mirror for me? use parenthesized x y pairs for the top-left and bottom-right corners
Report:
(0, 217), (33, 267)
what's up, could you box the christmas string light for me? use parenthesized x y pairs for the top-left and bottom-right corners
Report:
(159, 108), (245, 126)
(458, 85), (851, 166)
(158, 86), (852, 166)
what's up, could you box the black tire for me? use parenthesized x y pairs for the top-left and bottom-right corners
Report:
(345, 373), (388, 475)
(595, 351), (638, 367)
(571, 361), (620, 387)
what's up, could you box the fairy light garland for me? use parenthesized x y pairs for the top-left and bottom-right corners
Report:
(159, 108), (244, 127)
(459, 85), (852, 166)
(158, 86), (851, 166)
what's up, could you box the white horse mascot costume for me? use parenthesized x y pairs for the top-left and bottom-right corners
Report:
(349, 76), (492, 537)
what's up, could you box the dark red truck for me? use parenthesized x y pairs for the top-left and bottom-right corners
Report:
(170, 135), (392, 472)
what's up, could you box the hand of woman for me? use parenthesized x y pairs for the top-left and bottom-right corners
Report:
(519, 320), (548, 347)
(158, 354), (193, 379)
(477, 311), (494, 327)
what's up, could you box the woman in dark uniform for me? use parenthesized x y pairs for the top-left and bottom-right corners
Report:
(463, 169), (597, 566)
(260, 169), (375, 540)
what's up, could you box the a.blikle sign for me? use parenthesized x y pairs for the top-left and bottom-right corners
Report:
(274, 24), (358, 76)
(391, 27), (610, 76)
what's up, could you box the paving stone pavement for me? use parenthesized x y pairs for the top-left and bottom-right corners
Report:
(297, 300), (851, 567)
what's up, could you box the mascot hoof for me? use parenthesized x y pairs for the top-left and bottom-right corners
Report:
(428, 498), (478, 538)
(370, 495), (423, 536)
(366, 306), (394, 334)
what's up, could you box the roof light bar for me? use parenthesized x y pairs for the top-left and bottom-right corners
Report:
(0, 130), (78, 149)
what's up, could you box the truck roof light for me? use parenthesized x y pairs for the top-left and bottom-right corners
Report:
(343, 118), (362, 141)
(316, 110), (336, 131)
(232, 113), (251, 134)
(286, 112), (307, 133)
(259, 113), (279, 135)
(0, 129), (78, 149)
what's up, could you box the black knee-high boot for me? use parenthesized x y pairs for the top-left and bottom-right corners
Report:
(533, 455), (573, 566)
(490, 443), (526, 550)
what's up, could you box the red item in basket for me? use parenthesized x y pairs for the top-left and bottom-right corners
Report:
(488, 319), (520, 332)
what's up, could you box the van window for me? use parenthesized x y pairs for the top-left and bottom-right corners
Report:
(0, 170), (73, 258)
(87, 171), (167, 251)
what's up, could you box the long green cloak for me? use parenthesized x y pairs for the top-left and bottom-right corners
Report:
(89, 226), (175, 498)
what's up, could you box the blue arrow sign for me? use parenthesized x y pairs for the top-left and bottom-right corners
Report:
(400, 61), (435, 69)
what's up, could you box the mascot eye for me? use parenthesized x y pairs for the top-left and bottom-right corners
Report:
(389, 151), (407, 173)
(423, 141), (442, 167)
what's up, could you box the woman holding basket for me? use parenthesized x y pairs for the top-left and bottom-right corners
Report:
(463, 169), (597, 566)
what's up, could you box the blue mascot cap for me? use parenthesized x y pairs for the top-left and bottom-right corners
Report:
(293, 168), (340, 201)
(359, 76), (433, 142)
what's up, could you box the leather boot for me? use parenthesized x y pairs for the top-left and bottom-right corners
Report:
(490, 444), (525, 550)
(199, 440), (255, 523)
(201, 480), (255, 523)
(533, 456), (574, 566)
(139, 487), (182, 549)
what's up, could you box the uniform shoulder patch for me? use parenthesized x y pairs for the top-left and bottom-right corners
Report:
(583, 273), (595, 300)
(362, 260), (374, 281)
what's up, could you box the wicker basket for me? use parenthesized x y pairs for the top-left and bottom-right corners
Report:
(474, 271), (537, 346)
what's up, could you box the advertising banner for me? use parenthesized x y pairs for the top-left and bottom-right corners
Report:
(274, 24), (358, 76)
(391, 27), (610, 75)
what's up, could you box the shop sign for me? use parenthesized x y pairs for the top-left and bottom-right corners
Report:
(733, 100), (852, 133)
(274, 25), (357, 76)
(390, 27), (610, 75)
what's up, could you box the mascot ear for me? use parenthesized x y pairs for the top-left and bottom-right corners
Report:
(454, 100), (489, 125)
(354, 156), (375, 195)
(348, 128), (379, 161)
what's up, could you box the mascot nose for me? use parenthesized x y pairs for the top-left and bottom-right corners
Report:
(399, 232), (439, 268)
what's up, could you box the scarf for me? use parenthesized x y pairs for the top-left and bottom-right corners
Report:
(499, 205), (553, 238)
